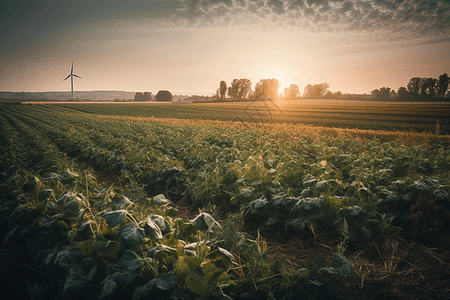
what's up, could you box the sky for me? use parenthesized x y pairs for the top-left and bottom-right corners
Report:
(1, 0), (449, 95)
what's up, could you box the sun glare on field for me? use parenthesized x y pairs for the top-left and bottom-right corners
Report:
(260, 67), (293, 96)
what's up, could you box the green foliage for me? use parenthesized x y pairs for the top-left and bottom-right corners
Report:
(336, 218), (349, 256)
(2, 104), (450, 299)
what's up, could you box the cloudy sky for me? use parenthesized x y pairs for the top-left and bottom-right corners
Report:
(1, 0), (449, 95)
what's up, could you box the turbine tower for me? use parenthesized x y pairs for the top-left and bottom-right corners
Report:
(63, 63), (82, 100)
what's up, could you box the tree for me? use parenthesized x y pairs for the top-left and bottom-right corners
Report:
(254, 78), (280, 100)
(134, 92), (152, 101)
(155, 90), (173, 101)
(228, 78), (252, 99)
(333, 91), (342, 99)
(437, 73), (449, 98)
(219, 81), (227, 99)
(288, 84), (300, 99)
(419, 77), (437, 97)
(390, 89), (397, 98)
(284, 87), (289, 99)
(303, 82), (330, 98)
(143, 92), (152, 101)
(134, 92), (143, 101)
(407, 77), (421, 94)
(371, 87), (391, 101)
(303, 84), (313, 98)
(397, 86), (408, 101)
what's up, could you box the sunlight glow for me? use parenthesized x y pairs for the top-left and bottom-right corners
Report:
(260, 67), (293, 95)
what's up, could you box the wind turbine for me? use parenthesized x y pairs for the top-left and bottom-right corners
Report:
(63, 63), (82, 100)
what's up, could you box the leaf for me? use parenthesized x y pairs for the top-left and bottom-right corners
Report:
(272, 195), (284, 206)
(246, 196), (269, 215)
(99, 275), (117, 298)
(93, 235), (111, 251)
(132, 281), (155, 300)
(63, 269), (87, 299)
(4, 224), (18, 244)
(202, 262), (226, 282)
(240, 188), (254, 198)
(64, 199), (79, 211)
(151, 194), (170, 206)
(132, 272), (175, 300)
(185, 270), (208, 297)
(7, 174), (22, 187)
(302, 174), (317, 187)
(150, 215), (171, 235)
(252, 197), (268, 209)
(121, 223), (148, 250)
(122, 249), (143, 271)
(267, 168), (276, 175)
(113, 272), (137, 289)
(77, 208), (88, 223)
(147, 245), (177, 259)
(56, 191), (72, 206)
(348, 206), (363, 216)
(250, 179), (262, 187)
(23, 176), (41, 192)
(38, 189), (53, 201)
(62, 169), (79, 179)
(101, 210), (127, 228)
(78, 220), (93, 232)
(111, 195), (134, 210)
(191, 213), (221, 232)
(329, 253), (354, 279)
(35, 199), (48, 213)
(288, 218), (308, 231)
(55, 249), (75, 268)
(303, 196), (325, 210)
(174, 257), (192, 276)
(155, 272), (175, 290)
(143, 216), (163, 241)
(44, 173), (61, 182)
(217, 247), (234, 263)
(435, 187), (449, 203)
(7, 165), (17, 175)
(57, 192), (85, 209)
(266, 217), (279, 226)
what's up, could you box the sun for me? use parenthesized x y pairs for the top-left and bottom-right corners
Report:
(260, 67), (293, 96)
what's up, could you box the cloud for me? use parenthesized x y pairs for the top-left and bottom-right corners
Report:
(174, 0), (450, 43)
(0, 0), (180, 56)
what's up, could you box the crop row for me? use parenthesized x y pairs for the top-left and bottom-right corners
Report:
(1, 104), (450, 299)
(58, 102), (450, 134)
(2, 105), (450, 244)
(0, 104), (355, 299)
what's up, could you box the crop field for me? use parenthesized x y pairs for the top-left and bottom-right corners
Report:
(1, 103), (450, 299)
(56, 100), (450, 134)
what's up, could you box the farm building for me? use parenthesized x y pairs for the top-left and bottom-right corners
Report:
(155, 90), (173, 101)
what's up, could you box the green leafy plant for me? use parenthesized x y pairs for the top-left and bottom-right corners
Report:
(336, 218), (349, 256)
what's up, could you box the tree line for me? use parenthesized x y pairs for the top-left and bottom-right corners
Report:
(214, 73), (450, 101)
(217, 78), (281, 101)
(215, 78), (328, 100)
(365, 73), (449, 101)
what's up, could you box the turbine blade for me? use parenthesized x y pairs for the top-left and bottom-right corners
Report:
(72, 74), (82, 79)
(63, 74), (71, 81)
(71, 63), (73, 74)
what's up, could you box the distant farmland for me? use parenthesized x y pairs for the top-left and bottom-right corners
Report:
(54, 99), (450, 135)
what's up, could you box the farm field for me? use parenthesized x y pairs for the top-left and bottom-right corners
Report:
(1, 104), (450, 299)
(53, 100), (450, 135)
